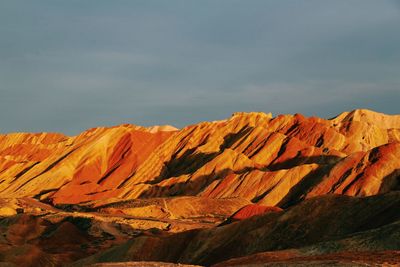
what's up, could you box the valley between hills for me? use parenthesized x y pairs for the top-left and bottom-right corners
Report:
(0, 109), (400, 266)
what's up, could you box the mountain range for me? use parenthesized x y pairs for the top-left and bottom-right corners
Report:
(0, 109), (399, 266)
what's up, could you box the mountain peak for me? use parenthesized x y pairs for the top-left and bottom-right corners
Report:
(231, 111), (273, 119)
(331, 109), (400, 129)
(146, 125), (179, 133)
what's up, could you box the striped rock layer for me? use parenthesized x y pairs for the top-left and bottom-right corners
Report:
(0, 109), (399, 206)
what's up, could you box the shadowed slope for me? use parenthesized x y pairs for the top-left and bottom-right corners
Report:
(74, 192), (400, 266)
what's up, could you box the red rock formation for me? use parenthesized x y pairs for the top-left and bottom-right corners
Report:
(1, 109), (400, 266)
(0, 109), (399, 206)
(0, 125), (176, 204)
(227, 204), (282, 222)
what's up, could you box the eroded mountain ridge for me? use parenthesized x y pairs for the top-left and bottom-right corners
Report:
(0, 109), (399, 205)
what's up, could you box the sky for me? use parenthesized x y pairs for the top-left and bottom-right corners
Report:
(1, 0), (400, 135)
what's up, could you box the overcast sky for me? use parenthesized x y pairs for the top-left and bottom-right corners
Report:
(1, 1), (400, 134)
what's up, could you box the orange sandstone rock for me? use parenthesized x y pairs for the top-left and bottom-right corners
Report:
(0, 109), (398, 206)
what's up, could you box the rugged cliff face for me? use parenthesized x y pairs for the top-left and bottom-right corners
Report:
(0, 125), (177, 203)
(0, 109), (399, 205)
(0, 109), (399, 266)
